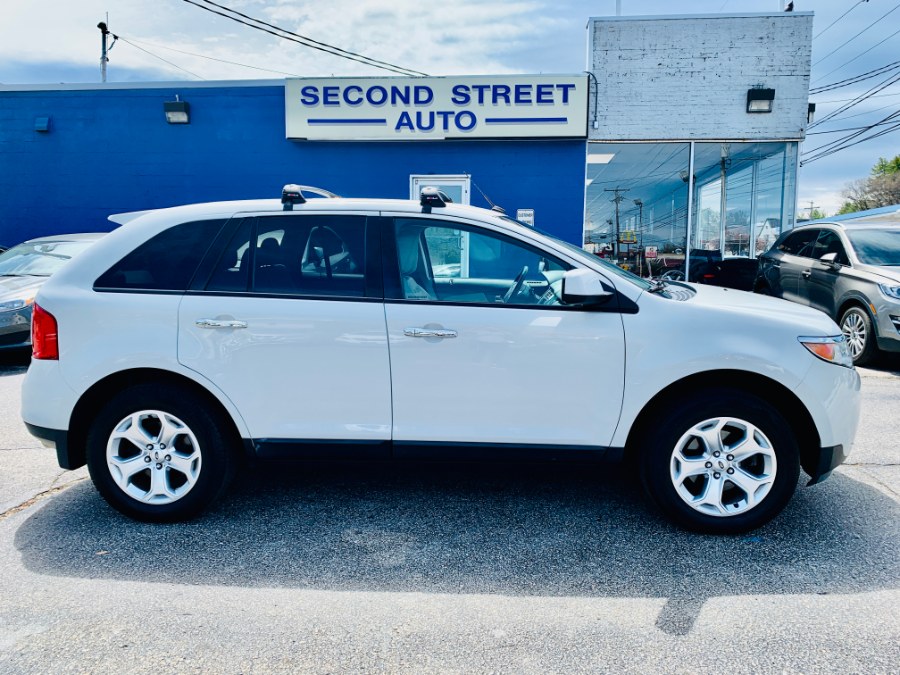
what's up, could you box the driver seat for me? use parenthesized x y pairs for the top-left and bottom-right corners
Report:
(396, 226), (436, 301)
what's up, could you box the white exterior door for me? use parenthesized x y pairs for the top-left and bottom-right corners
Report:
(177, 213), (391, 442)
(384, 216), (626, 448)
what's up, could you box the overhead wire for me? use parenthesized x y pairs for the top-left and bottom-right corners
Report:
(802, 108), (900, 164)
(115, 35), (206, 80)
(811, 60), (900, 94)
(811, 25), (900, 85)
(812, 0), (867, 41)
(181, 0), (428, 77)
(116, 34), (303, 77)
(808, 68), (900, 128)
(812, 1), (900, 67)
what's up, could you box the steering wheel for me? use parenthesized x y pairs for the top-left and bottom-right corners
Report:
(501, 266), (529, 303)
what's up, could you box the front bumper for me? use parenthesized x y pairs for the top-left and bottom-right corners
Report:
(803, 444), (847, 486)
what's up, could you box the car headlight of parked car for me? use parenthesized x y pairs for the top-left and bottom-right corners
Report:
(0, 298), (32, 312)
(798, 335), (854, 368)
(878, 283), (900, 301)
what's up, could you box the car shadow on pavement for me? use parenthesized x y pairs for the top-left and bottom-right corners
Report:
(13, 460), (900, 635)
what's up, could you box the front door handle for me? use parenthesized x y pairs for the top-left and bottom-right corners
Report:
(404, 327), (458, 338)
(802, 269), (811, 279)
(196, 319), (248, 329)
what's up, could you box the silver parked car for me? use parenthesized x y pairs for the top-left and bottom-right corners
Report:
(755, 221), (900, 365)
(0, 233), (105, 349)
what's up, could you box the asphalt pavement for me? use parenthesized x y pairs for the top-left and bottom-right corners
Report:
(0, 347), (898, 674)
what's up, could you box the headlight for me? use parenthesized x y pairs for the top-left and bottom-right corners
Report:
(798, 336), (854, 368)
(0, 298), (32, 312)
(878, 283), (900, 301)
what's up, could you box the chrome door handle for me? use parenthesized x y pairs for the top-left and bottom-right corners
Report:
(404, 327), (458, 338)
(801, 269), (811, 279)
(195, 319), (248, 329)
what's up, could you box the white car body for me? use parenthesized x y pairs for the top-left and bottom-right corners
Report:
(21, 192), (861, 530)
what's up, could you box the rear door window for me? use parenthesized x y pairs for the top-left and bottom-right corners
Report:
(205, 214), (369, 298)
(777, 229), (819, 258)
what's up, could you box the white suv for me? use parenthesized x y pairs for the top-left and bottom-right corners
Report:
(22, 186), (861, 533)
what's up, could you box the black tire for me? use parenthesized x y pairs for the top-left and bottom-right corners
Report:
(840, 305), (877, 367)
(639, 388), (800, 534)
(86, 383), (237, 522)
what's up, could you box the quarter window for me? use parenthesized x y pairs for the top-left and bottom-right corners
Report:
(95, 219), (226, 291)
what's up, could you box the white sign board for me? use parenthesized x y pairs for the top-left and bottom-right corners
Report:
(645, 246), (658, 259)
(516, 209), (535, 226)
(285, 75), (588, 141)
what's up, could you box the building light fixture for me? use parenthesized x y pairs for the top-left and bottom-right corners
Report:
(164, 96), (190, 124)
(807, 102), (816, 124)
(747, 88), (775, 113)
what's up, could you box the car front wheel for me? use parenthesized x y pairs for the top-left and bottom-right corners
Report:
(840, 305), (877, 366)
(86, 383), (237, 522)
(639, 388), (800, 534)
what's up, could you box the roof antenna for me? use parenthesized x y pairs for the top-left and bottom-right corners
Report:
(469, 175), (506, 214)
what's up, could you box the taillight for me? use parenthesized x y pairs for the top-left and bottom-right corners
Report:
(32, 303), (59, 360)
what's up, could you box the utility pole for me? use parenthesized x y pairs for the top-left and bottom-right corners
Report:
(634, 199), (644, 276)
(605, 187), (629, 261)
(805, 200), (820, 220)
(98, 19), (110, 83)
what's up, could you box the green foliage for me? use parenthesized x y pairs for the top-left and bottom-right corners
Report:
(837, 201), (861, 215)
(871, 155), (900, 176)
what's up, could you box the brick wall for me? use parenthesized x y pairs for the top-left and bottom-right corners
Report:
(589, 13), (813, 141)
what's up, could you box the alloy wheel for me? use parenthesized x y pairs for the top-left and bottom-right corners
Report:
(669, 417), (777, 517)
(841, 311), (867, 359)
(106, 410), (203, 505)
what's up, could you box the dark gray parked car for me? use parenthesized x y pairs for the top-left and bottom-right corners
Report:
(0, 233), (105, 349)
(755, 221), (900, 365)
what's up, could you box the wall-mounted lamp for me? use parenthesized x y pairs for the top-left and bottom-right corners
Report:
(807, 102), (816, 124)
(164, 96), (190, 124)
(34, 116), (50, 132)
(747, 88), (775, 113)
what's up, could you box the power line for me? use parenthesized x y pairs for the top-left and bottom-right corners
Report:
(802, 108), (900, 163)
(812, 90), (900, 104)
(811, 59), (900, 94)
(806, 118), (900, 135)
(813, 0), (868, 41)
(118, 35), (302, 77)
(812, 26), (900, 85)
(809, 69), (900, 128)
(182, 0), (427, 77)
(812, 1), (900, 67)
(802, 120), (900, 164)
(116, 35), (205, 80)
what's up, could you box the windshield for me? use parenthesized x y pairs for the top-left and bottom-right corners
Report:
(0, 240), (95, 276)
(845, 228), (900, 266)
(499, 216), (654, 290)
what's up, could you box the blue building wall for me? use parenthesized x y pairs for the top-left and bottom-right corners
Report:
(0, 84), (587, 248)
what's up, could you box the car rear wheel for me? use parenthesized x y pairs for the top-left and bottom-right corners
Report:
(86, 383), (237, 522)
(639, 388), (800, 534)
(840, 305), (877, 366)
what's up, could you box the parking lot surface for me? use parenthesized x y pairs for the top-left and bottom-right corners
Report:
(0, 348), (898, 674)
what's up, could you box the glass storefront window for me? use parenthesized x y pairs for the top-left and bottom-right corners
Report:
(585, 143), (690, 278)
(584, 141), (798, 281)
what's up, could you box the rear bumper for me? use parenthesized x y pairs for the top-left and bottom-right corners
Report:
(24, 423), (81, 470)
(803, 443), (847, 486)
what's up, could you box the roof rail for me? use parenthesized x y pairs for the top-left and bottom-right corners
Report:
(281, 184), (340, 211)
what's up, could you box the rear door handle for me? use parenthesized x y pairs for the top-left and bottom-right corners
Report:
(196, 319), (248, 329)
(404, 327), (458, 338)
(801, 269), (811, 279)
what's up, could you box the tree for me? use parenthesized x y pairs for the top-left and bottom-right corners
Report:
(838, 154), (900, 214)
(808, 207), (827, 220)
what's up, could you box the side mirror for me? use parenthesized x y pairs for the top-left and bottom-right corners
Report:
(562, 269), (614, 307)
(819, 252), (840, 269)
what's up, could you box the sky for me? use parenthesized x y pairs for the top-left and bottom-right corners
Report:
(1, 0), (898, 215)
